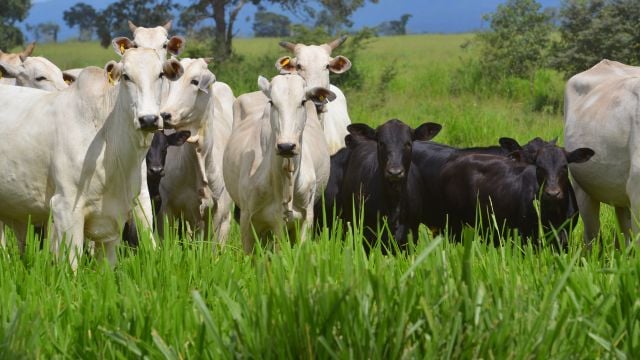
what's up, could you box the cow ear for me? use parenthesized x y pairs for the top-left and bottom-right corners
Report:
(163, 58), (184, 80)
(413, 122), (442, 141)
(0, 62), (20, 79)
(329, 55), (351, 74)
(62, 72), (76, 85)
(166, 36), (185, 56)
(20, 42), (36, 61)
(258, 75), (271, 97)
(275, 56), (296, 74)
(198, 70), (216, 93)
(162, 20), (172, 31)
(112, 37), (135, 56)
(347, 123), (376, 140)
(306, 87), (336, 106)
(549, 137), (558, 145)
(104, 61), (122, 82)
(168, 130), (191, 146)
(499, 137), (522, 153)
(566, 148), (595, 164)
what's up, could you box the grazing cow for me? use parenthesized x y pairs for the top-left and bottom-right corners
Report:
(233, 37), (352, 154)
(224, 74), (333, 253)
(0, 48), (184, 269)
(319, 119), (441, 252)
(158, 58), (234, 244)
(0, 56), (75, 90)
(0, 42), (35, 85)
(564, 59), (640, 247)
(437, 140), (594, 247)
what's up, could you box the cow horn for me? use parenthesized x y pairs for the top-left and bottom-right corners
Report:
(128, 20), (138, 33)
(162, 20), (172, 31)
(327, 35), (347, 51)
(279, 41), (297, 52)
(20, 42), (36, 60)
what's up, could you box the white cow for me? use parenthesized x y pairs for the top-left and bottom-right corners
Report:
(0, 42), (35, 85)
(233, 37), (352, 155)
(223, 74), (333, 253)
(158, 58), (233, 244)
(0, 48), (183, 269)
(564, 59), (640, 247)
(0, 56), (75, 91)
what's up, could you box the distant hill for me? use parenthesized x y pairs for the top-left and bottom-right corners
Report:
(22, 0), (562, 42)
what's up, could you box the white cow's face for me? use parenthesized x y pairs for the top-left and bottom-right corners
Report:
(160, 58), (215, 134)
(275, 38), (352, 90)
(259, 74), (336, 157)
(0, 57), (73, 91)
(105, 48), (184, 132)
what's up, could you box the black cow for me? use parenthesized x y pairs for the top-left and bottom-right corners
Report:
(122, 130), (190, 247)
(317, 119), (441, 252)
(437, 139), (594, 247)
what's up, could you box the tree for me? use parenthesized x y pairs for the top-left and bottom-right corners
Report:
(376, 13), (411, 36)
(476, 0), (553, 79)
(253, 10), (291, 37)
(281, 0), (379, 35)
(63, 2), (98, 41)
(551, 0), (640, 76)
(0, 0), (31, 50)
(92, 0), (180, 48)
(27, 22), (60, 43)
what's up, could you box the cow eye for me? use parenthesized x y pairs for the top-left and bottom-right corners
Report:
(35, 76), (46, 81)
(326, 64), (330, 69)
(162, 44), (168, 49)
(159, 73), (164, 79)
(296, 64), (302, 70)
(191, 79), (199, 86)
(123, 74), (131, 81)
(301, 100), (306, 106)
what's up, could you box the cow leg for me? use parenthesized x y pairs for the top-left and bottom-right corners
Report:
(12, 222), (28, 254)
(134, 165), (156, 248)
(240, 210), (256, 254)
(574, 182), (600, 249)
(51, 194), (85, 271)
(94, 238), (118, 267)
(212, 193), (232, 246)
(614, 206), (632, 248)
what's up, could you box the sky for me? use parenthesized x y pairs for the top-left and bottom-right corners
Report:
(23, 0), (563, 41)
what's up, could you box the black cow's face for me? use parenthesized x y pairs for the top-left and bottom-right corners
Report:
(146, 130), (191, 178)
(532, 142), (594, 201)
(347, 119), (442, 183)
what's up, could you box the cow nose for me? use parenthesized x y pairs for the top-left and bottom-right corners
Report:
(277, 142), (296, 156)
(545, 188), (562, 199)
(161, 112), (172, 121)
(139, 115), (160, 131)
(148, 166), (164, 177)
(386, 167), (405, 180)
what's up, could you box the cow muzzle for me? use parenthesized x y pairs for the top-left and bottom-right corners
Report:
(138, 115), (161, 131)
(543, 186), (563, 200)
(385, 167), (406, 182)
(277, 142), (298, 157)
(147, 165), (165, 178)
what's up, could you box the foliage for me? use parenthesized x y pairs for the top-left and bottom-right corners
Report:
(63, 2), (98, 41)
(26, 22), (60, 43)
(253, 10), (291, 37)
(376, 14), (412, 36)
(476, 0), (553, 79)
(551, 0), (640, 76)
(92, 0), (180, 48)
(0, 0), (31, 50)
(279, 0), (379, 35)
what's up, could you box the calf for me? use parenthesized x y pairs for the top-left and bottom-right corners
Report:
(319, 119), (441, 252)
(438, 140), (594, 247)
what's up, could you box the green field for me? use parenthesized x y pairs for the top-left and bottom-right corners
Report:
(0, 35), (633, 357)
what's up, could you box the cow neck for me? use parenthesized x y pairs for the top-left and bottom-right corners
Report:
(186, 96), (216, 216)
(266, 132), (302, 223)
(383, 174), (408, 229)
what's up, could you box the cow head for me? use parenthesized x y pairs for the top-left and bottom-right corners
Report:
(259, 74), (335, 157)
(105, 47), (184, 132)
(347, 119), (442, 183)
(160, 58), (216, 137)
(0, 56), (73, 91)
(275, 36), (351, 90)
(114, 20), (184, 58)
(0, 42), (35, 66)
(146, 130), (191, 178)
(503, 138), (594, 200)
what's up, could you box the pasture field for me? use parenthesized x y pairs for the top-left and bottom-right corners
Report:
(0, 35), (634, 358)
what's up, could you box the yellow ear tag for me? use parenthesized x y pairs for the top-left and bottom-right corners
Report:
(281, 58), (290, 66)
(319, 95), (325, 101)
(107, 71), (115, 86)
(0, 72), (3, 80)
(64, 79), (71, 85)
(120, 43), (126, 54)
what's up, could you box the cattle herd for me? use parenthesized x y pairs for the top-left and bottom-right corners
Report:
(0, 20), (637, 269)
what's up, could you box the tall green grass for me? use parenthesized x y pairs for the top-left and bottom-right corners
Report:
(1, 34), (636, 357)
